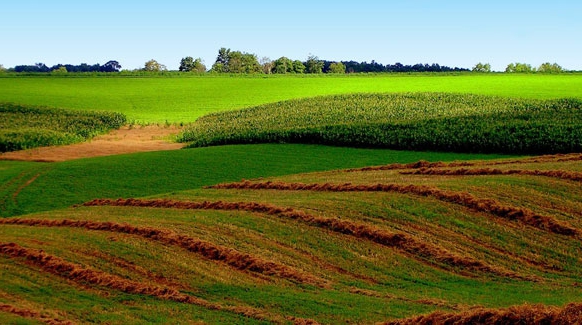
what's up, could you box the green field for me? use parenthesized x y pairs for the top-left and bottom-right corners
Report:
(1, 74), (581, 123)
(1, 74), (582, 324)
(178, 93), (582, 154)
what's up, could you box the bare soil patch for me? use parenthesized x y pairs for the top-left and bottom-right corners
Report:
(0, 125), (185, 162)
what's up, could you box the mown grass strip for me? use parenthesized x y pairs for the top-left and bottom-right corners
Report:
(81, 198), (524, 279)
(209, 181), (580, 237)
(0, 242), (293, 324)
(0, 303), (74, 325)
(400, 168), (582, 182)
(0, 218), (322, 287)
(384, 302), (582, 325)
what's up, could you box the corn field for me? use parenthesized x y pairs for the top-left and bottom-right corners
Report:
(178, 93), (582, 154)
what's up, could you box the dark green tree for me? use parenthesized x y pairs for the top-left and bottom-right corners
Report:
(305, 55), (324, 74)
(328, 62), (346, 74)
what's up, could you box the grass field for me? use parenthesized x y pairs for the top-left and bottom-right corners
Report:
(1, 74), (581, 123)
(2, 153), (581, 323)
(2, 73), (582, 324)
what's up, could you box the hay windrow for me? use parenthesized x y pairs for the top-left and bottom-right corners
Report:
(344, 153), (582, 173)
(400, 167), (582, 182)
(208, 181), (579, 237)
(0, 218), (321, 286)
(81, 198), (524, 279)
(383, 302), (582, 325)
(0, 303), (74, 325)
(0, 242), (288, 323)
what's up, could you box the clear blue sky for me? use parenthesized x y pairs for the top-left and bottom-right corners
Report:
(1, 0), (581, 71)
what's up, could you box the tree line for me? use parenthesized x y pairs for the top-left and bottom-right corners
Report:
(0, 48), (570, 74)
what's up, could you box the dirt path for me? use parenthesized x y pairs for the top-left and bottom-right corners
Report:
(0, 125), (186, 162)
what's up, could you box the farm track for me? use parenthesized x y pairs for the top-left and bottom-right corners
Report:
(209, 181), (579, 238)
(400, 167), (582, 182)
(0, 218), (322, 287)
(0, 242), (315, 324)
(82, 198), (525, 279)
(344, 153), (582, 173)
(384, 302), (582, 325)
(0, 303), (74, 325)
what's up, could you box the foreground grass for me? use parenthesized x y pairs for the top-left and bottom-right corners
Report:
(1, 154), (580, 323)
(0, 144), (512, 217)
(1, 74), (581, 123)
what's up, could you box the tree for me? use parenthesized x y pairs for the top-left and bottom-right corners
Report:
(260, 57), (273, 74)
(505, 62), (534, 73)
(0, 64), (5, 73)
(52, 66), (68, 74)
(180, 57), (206, 72)
(144, 59), (166, 72)
(538, 62), (563, 73)
(328, 62), (346, 74)
(292, 60), (305, 74)
(211, 48), (260, 73)
(101, 60), (121, 72)
(305, 55), (324, 74)
(273, 57), (293, 74)
(472, 62), (491, 73)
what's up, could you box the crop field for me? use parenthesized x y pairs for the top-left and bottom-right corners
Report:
(1, 74), (582, 324)
(1, 74), (581, 123)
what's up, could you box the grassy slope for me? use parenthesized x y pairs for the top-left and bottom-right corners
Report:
(1, 74), (581, 123)
(2, 155), (581, 324)
(1, 145), (511, 217)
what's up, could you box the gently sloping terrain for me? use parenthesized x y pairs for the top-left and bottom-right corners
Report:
(2, 153), (582, 323)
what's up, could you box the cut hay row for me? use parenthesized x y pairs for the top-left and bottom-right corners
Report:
(345, 153), (582, 173)
(82, 198), (524, 279)
(209, 181), (579, 237)
(0, 242), (299, 324)
(383, 302), (582, 325)
(400, 167), (582, 182)
(0, 218), (321, 287)
(0, 303), (74, 325)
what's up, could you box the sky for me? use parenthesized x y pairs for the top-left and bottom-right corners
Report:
(1, 0), (581, 72)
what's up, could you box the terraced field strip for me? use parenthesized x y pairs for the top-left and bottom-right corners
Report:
(82, 198), (524, 279)
(209, 181), (579, 237)
(0, 242), (315, 324)
(0, 303), (74, 325)
(384, 302), (582, 325)
(345, 153), (582, 172)
(400, 167), (582, 182)
(0, 218), (322, 286)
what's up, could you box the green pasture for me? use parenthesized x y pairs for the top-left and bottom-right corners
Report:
(1, 74), (581, 123)
(0, 144), (511, 217)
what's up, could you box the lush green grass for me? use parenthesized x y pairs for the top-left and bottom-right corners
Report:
(1, 74), (581, 123)
(2, 155), (581, 323)
(0, 144), (512, 217)
(178, 93), (582, 154)
(0, 103), (126, 152)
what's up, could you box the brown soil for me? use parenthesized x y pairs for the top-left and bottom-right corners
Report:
(0, 125), (185, 162)
(384, 302), (582, 325)
(209, 181), (579, 238)
(81, 198), (524, 279)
